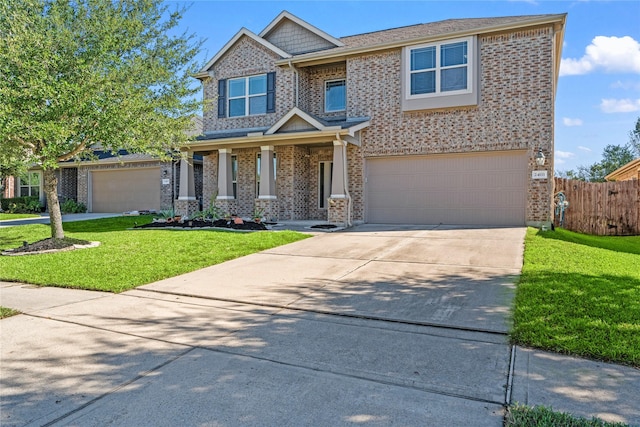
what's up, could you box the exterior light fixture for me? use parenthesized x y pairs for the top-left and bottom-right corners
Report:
(535, 149), (546, 166)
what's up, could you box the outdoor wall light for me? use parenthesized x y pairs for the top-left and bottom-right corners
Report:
(535, 149), (546, 166)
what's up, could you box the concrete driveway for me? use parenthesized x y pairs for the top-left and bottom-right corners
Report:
(1, 224), (525, 426)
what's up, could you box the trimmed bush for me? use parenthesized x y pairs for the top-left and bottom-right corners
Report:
(0, 196), (43, 213)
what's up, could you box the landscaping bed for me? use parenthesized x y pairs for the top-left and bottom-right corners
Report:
(134, 218), (267, 231)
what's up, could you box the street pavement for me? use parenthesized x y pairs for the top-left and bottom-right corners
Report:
(1, 224), (638, 426)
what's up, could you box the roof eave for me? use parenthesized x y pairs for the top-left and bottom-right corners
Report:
(275, 14), (567, 67)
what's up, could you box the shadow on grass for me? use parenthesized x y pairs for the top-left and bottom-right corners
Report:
(63, 215), (154, 233)
(537, 228), (640, 256)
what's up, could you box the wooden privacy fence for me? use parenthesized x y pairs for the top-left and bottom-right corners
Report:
(553, 177), (640, 236)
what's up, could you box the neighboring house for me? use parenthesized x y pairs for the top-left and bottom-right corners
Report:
(605, 158), (640, 182)
(3, 116), (204, 213)
(182, 11), (566, 227)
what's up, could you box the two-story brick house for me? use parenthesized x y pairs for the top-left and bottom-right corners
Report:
(177, 11), (566, 227)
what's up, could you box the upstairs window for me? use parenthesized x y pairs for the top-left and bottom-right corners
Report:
(218, 73), (276, 118)
(325, 79), (346, 112)
(408, 37), (472, 98)
(229, 75), (267, 117)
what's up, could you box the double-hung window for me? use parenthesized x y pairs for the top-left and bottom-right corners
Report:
(325, 79), (346, 112)
(228, 75), (267, 117)
(408, 37), (472, 98)
(19, 171), (41, 198)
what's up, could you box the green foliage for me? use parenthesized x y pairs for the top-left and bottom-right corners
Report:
(59, 198), (87, 214)
(0, 307), (20, 319)
(157, 209), (176, 219)
(505, 404), (629, 427)
(0, 216), (310, 293)
(0, 0), (203, 237)
(0, 197), (43, 213)
(564, 144), (635, 182)
(512, 228), (640, 367)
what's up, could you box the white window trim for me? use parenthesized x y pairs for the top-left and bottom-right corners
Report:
(228, 74), (267, 117)
(19, 171), (42, 198)
(324, 79), (346, 113)
(405, 36), (473, 100)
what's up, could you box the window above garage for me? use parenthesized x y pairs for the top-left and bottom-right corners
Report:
(401, 36), (478, 112)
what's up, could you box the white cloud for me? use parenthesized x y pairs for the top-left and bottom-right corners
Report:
(611, 80), (640, 91)
(560, 36), (640, 76)
(578, 146), (592, 152)
(562, 117), (583, 126)
(555, 150), (575, 159)
(600, 98), (640, 113)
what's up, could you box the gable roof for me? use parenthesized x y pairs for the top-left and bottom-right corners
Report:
(259, 11), (344, 50)
(196, 28), (291, 77)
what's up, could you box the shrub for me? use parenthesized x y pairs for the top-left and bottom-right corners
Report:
(60, 198), (87, 214)
(0, 197), (43, 213)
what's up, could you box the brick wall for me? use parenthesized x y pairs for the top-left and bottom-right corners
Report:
(298, 64), (347, 119)
(202, 37), (296, 133)
(345, 26), (556, 224)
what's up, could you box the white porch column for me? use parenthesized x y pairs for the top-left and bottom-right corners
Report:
(217, 148), (234, 199)
(330, 140), (347, 198)
(258, 145), (276, 199)
(178, 153), (196, 201)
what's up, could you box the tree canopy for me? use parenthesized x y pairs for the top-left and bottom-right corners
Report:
(558, 118), (639, 182)
(0, 0), (202, 237)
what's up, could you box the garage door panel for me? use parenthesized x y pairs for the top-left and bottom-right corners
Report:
(366, 152), (527, 226)
(91, 168), (161, 213)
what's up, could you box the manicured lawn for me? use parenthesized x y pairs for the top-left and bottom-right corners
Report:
(0, 213), (41, 221)
(0, 306), (20, 319)
(512, 228), (640, 368)
(0, 216), (310, 293)
(505, 404), (628, 427)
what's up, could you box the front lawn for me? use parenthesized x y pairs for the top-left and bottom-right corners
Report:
(512, 228), (640, 367)
(0, 213), (41, 221)
(506, 404), (628, 427)
(0, 216), (310, 293)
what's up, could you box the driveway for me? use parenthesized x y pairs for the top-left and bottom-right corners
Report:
(1, 224), (525, 426)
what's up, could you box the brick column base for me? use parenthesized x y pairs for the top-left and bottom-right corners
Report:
(328, 197), (349, 226)
(174, 199), (199, 218)
(254, 198), (279, 222)
(215, 199), (238, 217)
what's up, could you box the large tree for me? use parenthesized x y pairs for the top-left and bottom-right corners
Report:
(564, 143), (635, 182)
(0, 0), (201, 238)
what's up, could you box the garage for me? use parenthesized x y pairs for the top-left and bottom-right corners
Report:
(90, 168), (161, 213)
(366, 151), (527, 226)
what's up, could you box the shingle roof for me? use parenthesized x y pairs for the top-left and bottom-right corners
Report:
(337, 15), (558, 50)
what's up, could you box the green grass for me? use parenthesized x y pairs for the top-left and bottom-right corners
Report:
(512, 228), (640, 367)
(0, 306), (20, 319)
(505, 404), (629, 427)
(0, 216), (310, 293)
(0, 213), (41, 220)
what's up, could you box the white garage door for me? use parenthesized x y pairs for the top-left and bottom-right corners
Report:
(366, 151), (527, 226)
(91, 168), (161, 213)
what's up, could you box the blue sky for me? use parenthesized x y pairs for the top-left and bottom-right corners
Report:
(169, 0), (640, 172)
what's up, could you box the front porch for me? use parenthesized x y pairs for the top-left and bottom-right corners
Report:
(175, 108), (369, 226)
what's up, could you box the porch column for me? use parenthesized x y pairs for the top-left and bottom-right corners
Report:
(217, 148), (234, 199)
(258, 145), (276, 199)
(328, 139), (349, 226)
(178, 153), (195, 201)
(330, 140), (346, 198)
(174, 152), (199, 217)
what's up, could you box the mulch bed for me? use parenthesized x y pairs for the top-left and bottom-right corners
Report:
(2, 237), (93, 255)
(134, 219), (267, 231)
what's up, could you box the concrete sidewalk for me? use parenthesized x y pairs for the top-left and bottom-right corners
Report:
(1, 225), (638, 426)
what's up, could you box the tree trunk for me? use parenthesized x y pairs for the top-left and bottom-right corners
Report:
(43, 168), (64, 239)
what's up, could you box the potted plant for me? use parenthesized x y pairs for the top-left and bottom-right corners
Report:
(253, 206), (265, 223)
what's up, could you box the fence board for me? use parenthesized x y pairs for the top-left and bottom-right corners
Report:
(553, 178), (639, 236)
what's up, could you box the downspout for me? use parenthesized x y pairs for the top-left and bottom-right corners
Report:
(337, 133), (352, 227)
(288, 60), (299, 108)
